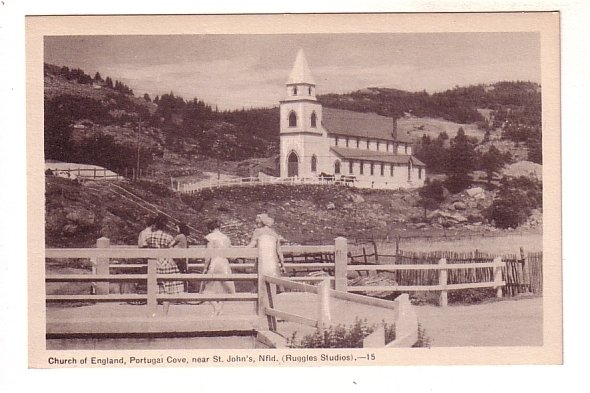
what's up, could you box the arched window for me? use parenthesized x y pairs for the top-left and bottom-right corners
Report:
(311, 112), (317, 128)
(308, 86), (312, 95)
(311, 155), (317, 172)
(289, 111), (297, 127)
(334, 160), (341, 174)
(293, 86), (298, 96)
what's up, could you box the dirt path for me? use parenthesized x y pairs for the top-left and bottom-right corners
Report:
(413, 296), (543, 347)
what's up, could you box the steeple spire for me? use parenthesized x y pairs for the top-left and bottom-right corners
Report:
(287, 49), (315, 85)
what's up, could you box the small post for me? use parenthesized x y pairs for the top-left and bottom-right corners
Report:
(520, 247), (530, 292)
(334, 237), (348, 292)
(438, 258), (448, 307)
(493, 256), (503, 299)
(147, 258), (158, 317)
(317, 278), (332, 330)
(95, 237), (110, 295)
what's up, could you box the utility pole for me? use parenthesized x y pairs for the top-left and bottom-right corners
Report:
(136, 117), (142, 181)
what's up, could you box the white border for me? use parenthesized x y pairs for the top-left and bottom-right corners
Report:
(1, 0), (587, 392)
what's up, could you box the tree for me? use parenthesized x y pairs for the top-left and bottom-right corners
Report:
(143, 93), (151, 102)
(44, 100), (73, 161)
(105, 76), (113, 89)
(417, 179), (446, 220)
(481, 145), (506, 184)
(94, 72), (103, 82)
(444, 127), (477, 193)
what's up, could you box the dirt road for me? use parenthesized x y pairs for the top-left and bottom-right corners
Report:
(414, 296), (543, 347)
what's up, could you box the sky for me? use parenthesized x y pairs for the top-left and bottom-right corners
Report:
(44, 33), (540, 110)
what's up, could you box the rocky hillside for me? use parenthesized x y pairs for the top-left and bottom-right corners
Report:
(45, 174), (542, 249)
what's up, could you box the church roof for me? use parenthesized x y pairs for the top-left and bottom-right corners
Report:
(287, 49), (316, 85)
(322, 107), (413, 143)
(330, 146), (426, 166)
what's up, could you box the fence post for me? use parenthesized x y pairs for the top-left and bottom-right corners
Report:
(94, 237), (110, 295)
(317, 279), (332, 330)
(147, 258), (158, 317)
(520, 247), (530, 293)
(438, 258), (448, 307)
(257, 234), (279, 330)
(334, 237), (348, 292)
(494, 256), (503, 299)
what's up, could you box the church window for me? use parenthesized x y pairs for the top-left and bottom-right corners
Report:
(386, 142), (390, 152)
(390, 164), (394, 177)
(360, 161), (364, 175)
(334, 160), (341, 174)
(293, 86), (298, 96)
(419, 167), (422, 179)
(366, 140), (370, 150)
(405, 144), (408, 154)
(289, 112), (297, 127)
(349, 161), (354, 174)
(377, 141), (380, 151)
(380, 163), (385, 176)
(311, 112), (317, 128)
(308, 86), (312, 95)
(311, 155), (317, 172)
(346, 137), (349, 147)
(335, 136), (339, 146)
(356, 138), (360, 148)
(370, 163), (374, 175)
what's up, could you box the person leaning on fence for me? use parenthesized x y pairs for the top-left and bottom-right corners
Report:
(144, 214), (185, 315)
(200, 219), (236, 316)
(138, 216), (156, 248)
(171, 222), (190, 273)
(246, 213), (287, 276)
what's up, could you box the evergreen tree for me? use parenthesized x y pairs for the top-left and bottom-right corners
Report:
(444, 127), (477, 193)
(481, 145), (506, 184)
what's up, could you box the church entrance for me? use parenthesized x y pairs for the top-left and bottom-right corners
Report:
(287, 152), (299, 177)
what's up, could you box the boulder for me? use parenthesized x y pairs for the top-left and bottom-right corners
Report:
(326, 202), (336, 210)
(349, 194), (365, 203)
(466, 187), (485, 199)
(453, 201), (467, 210)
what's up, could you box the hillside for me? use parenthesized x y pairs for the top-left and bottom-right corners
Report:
(45, 174), (542, 249)
(44, 63), (280, 182)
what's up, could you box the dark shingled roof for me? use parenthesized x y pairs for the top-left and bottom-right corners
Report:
(322, 107), (413, 143)
(330, 146), (426, 166)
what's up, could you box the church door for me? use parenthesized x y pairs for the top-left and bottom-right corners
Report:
(287, 152), (299, 177)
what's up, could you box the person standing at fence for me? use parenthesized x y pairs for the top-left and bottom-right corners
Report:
(246, 213), (286, 276)
(171, 222), (190, 272)
(138, 216), (156, 248)
(145, 214), (185, 315)
(201, 219), (235, 316)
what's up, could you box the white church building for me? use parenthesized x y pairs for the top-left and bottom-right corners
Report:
(279, 49), (426, 189)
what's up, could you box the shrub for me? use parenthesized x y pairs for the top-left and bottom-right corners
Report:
(485, 176), (542, 229)
(287, 318), (430, 348)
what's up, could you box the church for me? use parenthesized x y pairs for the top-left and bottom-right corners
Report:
(279, 49), (426, 190)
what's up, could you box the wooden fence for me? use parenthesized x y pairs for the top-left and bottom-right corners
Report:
(45, 235), (418, 346)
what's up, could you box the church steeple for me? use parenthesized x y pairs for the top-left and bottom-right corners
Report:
(284, 49), (316, 101)
(287, 49), (315, 85)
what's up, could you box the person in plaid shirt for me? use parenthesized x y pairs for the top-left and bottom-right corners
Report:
(145, 214), (185, 315)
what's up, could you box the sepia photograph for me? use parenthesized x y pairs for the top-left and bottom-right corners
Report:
(25, 12), (561, 368)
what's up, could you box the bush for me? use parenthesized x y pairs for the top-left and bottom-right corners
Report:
(287, 318), (430, 348)
(287, 318), (395, 348)
(485, 176), (542, 229)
